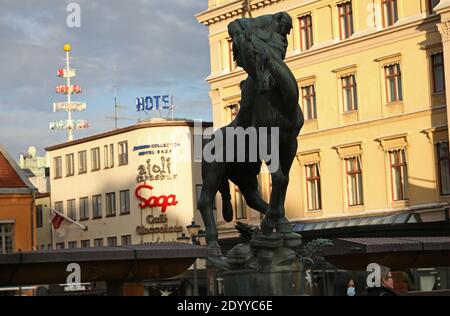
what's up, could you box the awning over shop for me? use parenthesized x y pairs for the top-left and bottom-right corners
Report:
(294, 212), (422, 232)
(321, 237), (450, 270)
(293, 207), (450, 241)
(0, 243), (209, 287)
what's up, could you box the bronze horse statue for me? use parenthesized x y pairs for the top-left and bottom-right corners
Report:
(197, 12), (304, 257)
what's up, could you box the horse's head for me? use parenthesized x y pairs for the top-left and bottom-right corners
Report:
(238, 34), (275, 92)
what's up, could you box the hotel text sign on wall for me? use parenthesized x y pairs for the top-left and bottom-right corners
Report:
(136, 95), (172, 111)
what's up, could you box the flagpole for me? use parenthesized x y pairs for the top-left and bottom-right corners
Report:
(45, 206), (88, 231)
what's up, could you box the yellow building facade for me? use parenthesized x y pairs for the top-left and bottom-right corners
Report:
(197, 0), (450, 239)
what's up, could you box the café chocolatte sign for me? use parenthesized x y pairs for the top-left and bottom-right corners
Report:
(134, 184), (181, 236)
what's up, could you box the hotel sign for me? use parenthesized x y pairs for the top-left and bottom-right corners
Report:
(136, 95), (173, 111)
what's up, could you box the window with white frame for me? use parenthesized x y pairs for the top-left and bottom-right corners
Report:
(437, 142), (450, 196)
(54, 201), (64, 214)
(299, 14), (313, 51)
(382, 0), (398, 27)
(121, 235), (132, 246)
(301, 84), (317, 120)
(338, 1), (354, 40)
(91, 147), (100, 171)
(119, 190), (130, 215)
(54, 156), (62, 179)
(432, 53), (446, 94)
(79, 197), (89, 220)
(78, 150), (87, 174)
(92, 194), (102, 218)
(345, 156), (364, 206)
(389, 148), (409, 201)
(305, 163), (322, 211)
(118, 141), (128, 166)
(94, 238), (103, 247)
(36, 205), (43, 228)
(104, 144), (114, 169)
(106, 192), (116, 217)
(341, 74), (358, 112)
(384, 63), (403, 103)
(107, 237), (117, 247)
(0, 223), (14, 254)
(66, 153), (74, 176)
(67, 199), (76, 221)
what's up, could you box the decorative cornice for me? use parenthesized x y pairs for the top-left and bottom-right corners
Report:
(421, 125), (448, 143)
(196, 0), (285, 26)
(438, 21), (450, 41)
(206, 15), (439, 85)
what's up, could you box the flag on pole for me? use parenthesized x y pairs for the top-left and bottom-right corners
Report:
(51, 212), (66, 230)
(46, 207), (87, 237)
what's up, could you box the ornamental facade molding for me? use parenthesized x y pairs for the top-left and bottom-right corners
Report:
(196, 0), (285, 26)
(438, 21), (450, 41)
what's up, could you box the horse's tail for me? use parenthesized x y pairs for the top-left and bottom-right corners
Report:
(219, 177), (233, 223)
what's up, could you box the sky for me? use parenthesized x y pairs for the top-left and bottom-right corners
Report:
(0, 0), (212, 159)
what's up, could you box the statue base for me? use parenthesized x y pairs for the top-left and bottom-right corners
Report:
(222, 269), (304, 296)
(207, 229), (306, 296)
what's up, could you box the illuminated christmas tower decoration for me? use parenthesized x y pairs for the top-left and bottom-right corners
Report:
(50, 43), (89, 141)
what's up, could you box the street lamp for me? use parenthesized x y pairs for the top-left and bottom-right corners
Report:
(187, 220), (201, 243)
(177, 219), (204, 296)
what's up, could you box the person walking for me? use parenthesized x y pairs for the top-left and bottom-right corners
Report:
(365, 266), (398, 296)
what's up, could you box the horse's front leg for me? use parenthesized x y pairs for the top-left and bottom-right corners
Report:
(261, 169), (289, 235)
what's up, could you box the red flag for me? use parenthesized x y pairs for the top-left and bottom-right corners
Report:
(51, 212), (66, 230)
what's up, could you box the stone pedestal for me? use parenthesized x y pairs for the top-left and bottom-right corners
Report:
(208, 230), (306, 296)
(222, 269), (304, 296)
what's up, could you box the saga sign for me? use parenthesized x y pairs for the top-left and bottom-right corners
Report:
(135, 184), (178, 213)
(136, 95), (172, 111)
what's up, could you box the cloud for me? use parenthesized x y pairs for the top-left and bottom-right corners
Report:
(0, 0), (212, 158)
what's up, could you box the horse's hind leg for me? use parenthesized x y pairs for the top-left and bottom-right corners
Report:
(234, 175), (269, 215)
(198, 162), (225, 256)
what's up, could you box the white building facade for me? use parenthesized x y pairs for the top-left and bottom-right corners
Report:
(45, 119), (211, 249)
